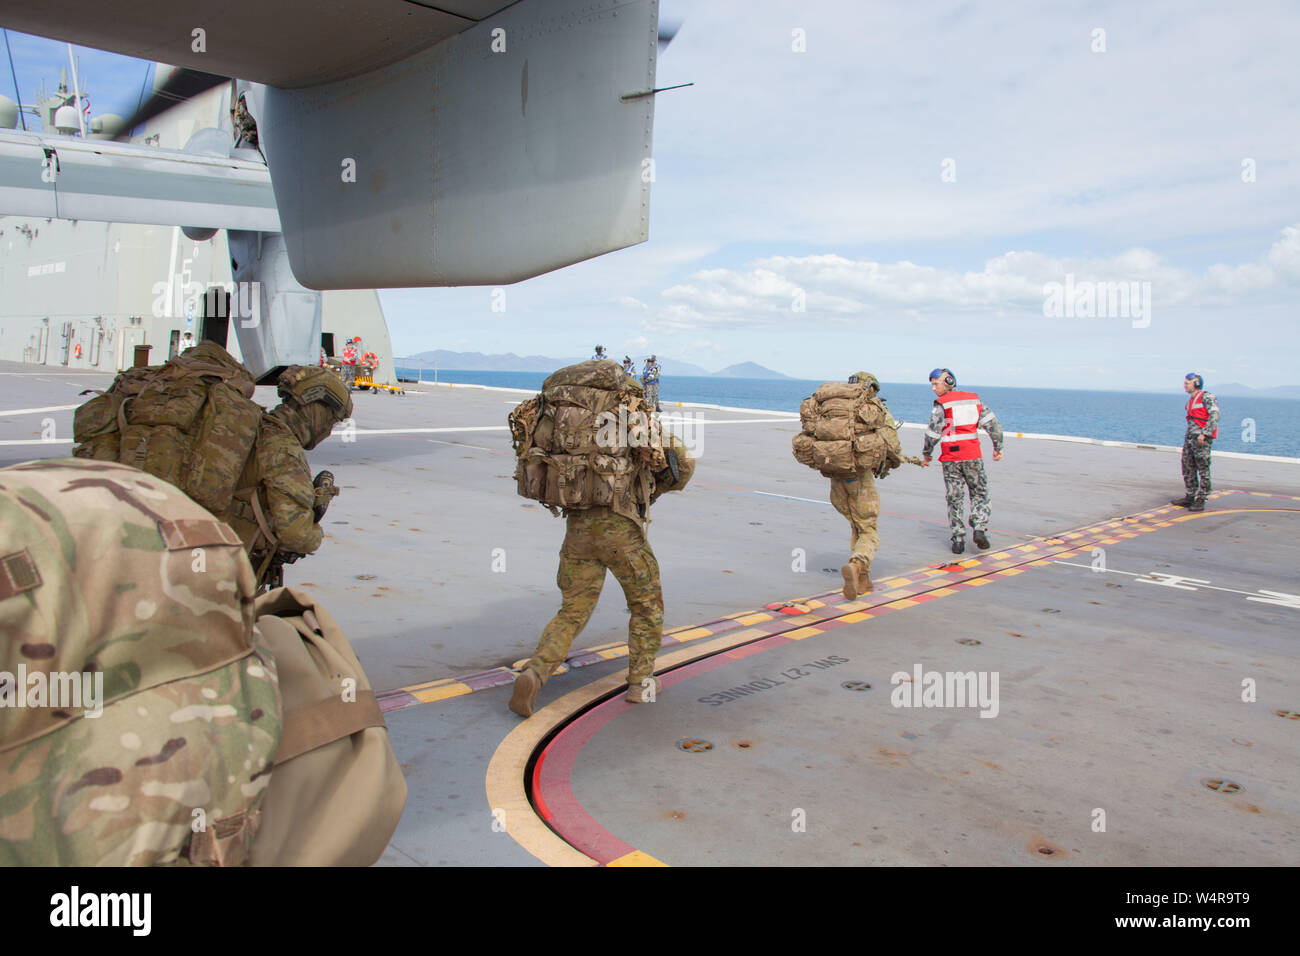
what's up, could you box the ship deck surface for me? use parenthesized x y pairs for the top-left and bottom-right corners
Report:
(2, 361), (1296, 867)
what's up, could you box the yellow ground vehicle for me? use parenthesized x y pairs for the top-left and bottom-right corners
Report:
(328, 355), (406, 394)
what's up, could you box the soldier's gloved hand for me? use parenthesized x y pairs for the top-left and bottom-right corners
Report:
(312, 470), (339, 521)
(873, 462), (893, 480)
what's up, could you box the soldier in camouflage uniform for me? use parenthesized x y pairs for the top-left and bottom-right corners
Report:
(72, 347), (351, 591)
(832, 372), (885, 600)
(1172, 372), (1219, 512)
(225, 366), (352, 588)
(921, 368), (1004, 554)
(0, 459), (281, 866)
(510, 436), (695, 717)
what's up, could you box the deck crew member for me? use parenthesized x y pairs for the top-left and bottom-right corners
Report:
(921, 368), (1004, 554)
(593, 344), (607, 360)
(622, 355), (637, 378)
(1171, 373), (1219, 512)
(642, 355), (662, 412)
(341, 338), (358, 386)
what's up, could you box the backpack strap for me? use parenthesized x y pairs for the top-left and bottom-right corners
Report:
(247, 492), (280, 584)
(274, 691), (386, 764)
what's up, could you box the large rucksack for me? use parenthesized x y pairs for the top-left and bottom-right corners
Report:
(248, 587), (406, 866)
(71, 341), (264, 518)
(0, 459), (279, 865)
(509, 360), (666, 524)
(0, 459), (405, 866)
(792, 381), (903, 478)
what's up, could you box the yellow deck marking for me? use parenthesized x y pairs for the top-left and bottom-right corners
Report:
(607, 850), (668, 867)
(414, 684), (472, 703)
(784, 626), (824, 640)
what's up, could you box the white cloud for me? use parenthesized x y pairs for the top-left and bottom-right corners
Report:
(646, 224), (1300, 330)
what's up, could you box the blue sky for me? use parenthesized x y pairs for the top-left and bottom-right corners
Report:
(5, 1), (1300, 389)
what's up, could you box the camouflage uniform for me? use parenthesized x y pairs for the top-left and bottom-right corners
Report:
(1182, 391), (1219, 503)
(518, 435), (694, 694)
(225, 396), (346, 583)
(642, 360), (662, 412)
(922, 397), (1004, 539)
(523, 508), (664, 687)
(72, 353), (350, 591)
(0, 459), (281, 866)
(829, 473), (880, 573)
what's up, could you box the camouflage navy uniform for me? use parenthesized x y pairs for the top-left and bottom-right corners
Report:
(642, 359), (662, 412)
(1181, 390), (1219, 503)
(922, 400), (1004, 539)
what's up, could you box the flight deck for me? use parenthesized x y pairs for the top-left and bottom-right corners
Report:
(1, 361), (1296, 867)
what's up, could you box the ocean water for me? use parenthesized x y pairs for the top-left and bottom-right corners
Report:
(396, 368), (1300, 459)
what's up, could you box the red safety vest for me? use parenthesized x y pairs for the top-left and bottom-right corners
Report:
(936, 390), (985, 462)
(342, 345), (357, 364)
(1186, 390), (1217, 439)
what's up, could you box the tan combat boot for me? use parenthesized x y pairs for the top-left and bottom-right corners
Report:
(626, 675), (662, 703)
(509, 669), (541, 717)
(841, 562), (872, 600)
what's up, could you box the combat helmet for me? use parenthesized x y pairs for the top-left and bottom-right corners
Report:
(276, 366), (354, 449)
(848, 371), (880, 395)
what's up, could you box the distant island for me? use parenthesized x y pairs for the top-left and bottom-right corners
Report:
(1206, 382), (1300, 400)
(395, 349), (793, 379)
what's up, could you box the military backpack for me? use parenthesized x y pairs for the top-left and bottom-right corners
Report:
(792, 381), (903, 479)
(71, 341), (264, 518)
(0, 459), (405, 866)
(508, 360), (674, 524)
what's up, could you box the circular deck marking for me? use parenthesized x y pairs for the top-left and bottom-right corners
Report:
(484, 495), (1296, 866)
(676, 738), (714, 753)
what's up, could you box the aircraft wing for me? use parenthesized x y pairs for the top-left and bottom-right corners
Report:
(0, 1), (513, 89)
(0, 129), (279, 231)
(2, 0), (660, 290)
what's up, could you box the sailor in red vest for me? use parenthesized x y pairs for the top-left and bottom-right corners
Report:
(1172, 373), (1219, 512)
(341, 338), (359, 386)
(921, 368), (1004, 554)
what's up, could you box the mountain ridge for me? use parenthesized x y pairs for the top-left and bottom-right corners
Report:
(395, 350), (792, 379)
